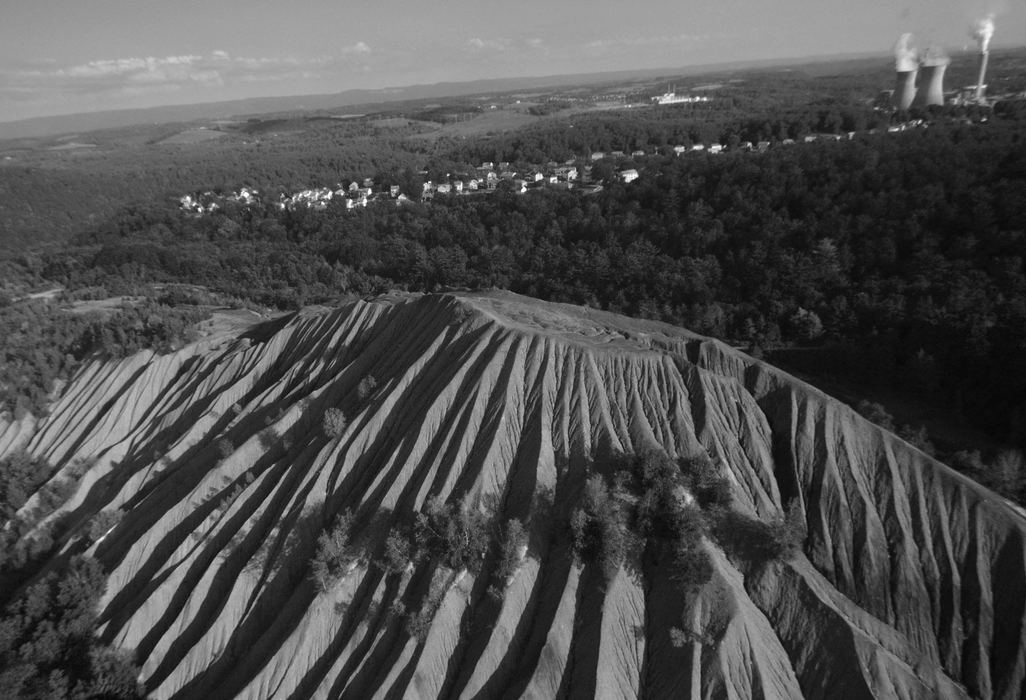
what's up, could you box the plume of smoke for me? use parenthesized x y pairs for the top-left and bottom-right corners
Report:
(894, 33), (919, 72)
(921, 45), (950, 67)
(972, 15), (995, 52)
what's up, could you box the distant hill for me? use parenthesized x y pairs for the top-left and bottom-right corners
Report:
(0, 53), (889, 141)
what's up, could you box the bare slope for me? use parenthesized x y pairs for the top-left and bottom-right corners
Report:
(3, 291), (1025, 699)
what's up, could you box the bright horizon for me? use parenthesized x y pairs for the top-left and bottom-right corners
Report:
(2, 0), (1022, 124)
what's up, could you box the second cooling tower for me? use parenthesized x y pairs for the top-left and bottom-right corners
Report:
(915, 62), (947, 106)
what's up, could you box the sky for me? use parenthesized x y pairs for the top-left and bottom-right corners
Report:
(1, 0), (1024, 124)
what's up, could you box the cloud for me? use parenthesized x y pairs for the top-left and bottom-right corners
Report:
(0, 48), (373, 117)
(583, 33), (717, 50)
(466, 37), (511, 51)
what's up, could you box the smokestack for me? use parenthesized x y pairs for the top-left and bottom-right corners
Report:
(976, 52), (990, 101)
(893, 33), (918, 109)
(916, 47), (949, 107)
(972, 16), (995, 100)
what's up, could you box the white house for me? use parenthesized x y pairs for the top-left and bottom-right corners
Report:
(619, 169), (639, 183)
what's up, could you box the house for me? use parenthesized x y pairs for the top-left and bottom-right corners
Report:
(590, 152), (606, 161)
(546, 175), (558, 184)
(673, 145), (688, 155)
(453, 180), (464, 193)
(348, 182), (359, 192)
(708, 144), (724, 154)
(804, 135), (818, 143)
(362, 177), (374, 188)
(610, 150), (625, 158)
(739, 141), (754, 151)
(619, 169), (639, 183)
(525, 172), (543, 182)
(631, 149), (645, 157)
(484, 171), (498, 183)
(513, 179), (527, 194)
(235, 187), (258, 204)
(498, 162), (511, 171)
(554, 166), (578, 181)
(467, 179), (480, 191)
(480, 161), (494, 170)
(436, 183), (452, 195)
(389, 185), (401, 197)
(691, 144), (705, 152)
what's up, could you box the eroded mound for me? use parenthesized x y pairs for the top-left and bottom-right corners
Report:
(2, 291), (1025, 699)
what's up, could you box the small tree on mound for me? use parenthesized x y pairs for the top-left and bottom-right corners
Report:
(682, 454), (733, 512)
(413, 497), (493, 573)
(312, 509), (359, 591)
(712, 501), (805, 564)
(495, 518), (527, 582)
(377, 528), (413, 575)
(323, 408), (347, 439)
(87, 509), (122, 543)
(357, 375), (378, 402)
(570, 475), (626, 582)
(216, 438), (234, 460)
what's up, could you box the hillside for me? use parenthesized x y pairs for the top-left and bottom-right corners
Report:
(2, 290), (1025, 699)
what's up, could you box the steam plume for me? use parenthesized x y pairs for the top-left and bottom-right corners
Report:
(894, 33), (919, 72)
(921, 45), (950, 67)
(973, 15), (995, 53)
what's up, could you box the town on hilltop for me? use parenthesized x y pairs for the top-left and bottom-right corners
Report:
(177, 118), (942, 216)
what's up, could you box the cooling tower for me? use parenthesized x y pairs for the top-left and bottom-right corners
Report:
(916, 62), (947, 106)
(893, 70), (917, 109)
